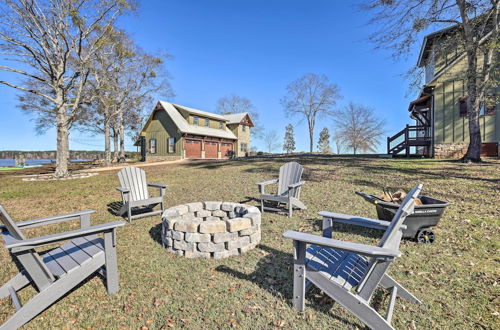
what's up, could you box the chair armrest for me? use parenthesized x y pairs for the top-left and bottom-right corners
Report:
(319, 211), (407, 231)
(6, 221), (126, 252)
(283, 230), (400, 258)
(257, 179), (278, 194)
(256, 179), (278, 186)
(115, 187), (130, 193)
(148, 183), (167, 189)
(13, 210), (96, 229)
(148, 183), (167, 197)
(288, 181), (306, 189)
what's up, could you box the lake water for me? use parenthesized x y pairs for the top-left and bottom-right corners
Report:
(0, 159), (90, 167)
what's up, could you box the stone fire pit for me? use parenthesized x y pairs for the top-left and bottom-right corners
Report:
(161, 202), (261, 259)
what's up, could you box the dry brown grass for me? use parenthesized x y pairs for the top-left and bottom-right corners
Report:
(0, 155), (498, 329)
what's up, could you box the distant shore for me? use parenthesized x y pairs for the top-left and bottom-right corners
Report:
(0, 150), (139, 161)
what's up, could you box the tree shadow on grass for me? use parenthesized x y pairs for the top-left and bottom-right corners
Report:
(215, 244), (364, 328)
(149, 222), (163, 247)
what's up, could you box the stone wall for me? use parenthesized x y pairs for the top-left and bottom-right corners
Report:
(161, 202), (261, 259)
(433, 143), (468, 159)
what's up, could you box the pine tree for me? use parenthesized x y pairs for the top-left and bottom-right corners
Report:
(317, 127), (331, 153)
(283, 124), (296, 154)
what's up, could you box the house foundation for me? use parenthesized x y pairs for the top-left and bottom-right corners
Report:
(433, 143), (468, 159)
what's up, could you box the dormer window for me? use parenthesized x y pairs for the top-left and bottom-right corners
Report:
(219, 121), (223, 129)
(242, 125), (246, 132)
(205, 118), (209, 127)
(193, 116), (199, 125)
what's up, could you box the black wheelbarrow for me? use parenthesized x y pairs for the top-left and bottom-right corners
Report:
(355, 191), (450, 243)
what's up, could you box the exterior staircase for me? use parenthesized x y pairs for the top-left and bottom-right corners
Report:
(387, 125), (431, 157)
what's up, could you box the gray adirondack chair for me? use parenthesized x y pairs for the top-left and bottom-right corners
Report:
(0, 205), (125, 329)
(283, 184), (423, 330)
(116, 166), (167, 222)
(256, 161), (306, 217)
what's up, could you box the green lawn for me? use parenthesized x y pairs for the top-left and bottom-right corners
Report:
(0, 156), (498, 329)
(0, 167), (23, 171)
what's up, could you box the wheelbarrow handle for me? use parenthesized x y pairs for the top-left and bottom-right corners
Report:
(355, 191), (380, 204)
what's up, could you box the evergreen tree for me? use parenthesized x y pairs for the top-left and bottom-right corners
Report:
(317, 127), (331, 153)
(283, 124), (296, 154)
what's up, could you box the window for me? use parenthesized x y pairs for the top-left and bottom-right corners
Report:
(459, 96), (468, 117)
(168, 137), (175, 153)
(149, 138), (157, 154)
(205, 118), (210, 127)
(241, 143), (247, 153)
(219, 121), (224, 129)
(242, 125), (246, 132)
(193, 116), (199, 125)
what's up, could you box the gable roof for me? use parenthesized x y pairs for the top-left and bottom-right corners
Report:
(417, 15), (494, 68)
(417, 25), (457, 68)
(223, 113), (247, 124)
(138, 101), (237, 140)
(223, 112), (254, 127)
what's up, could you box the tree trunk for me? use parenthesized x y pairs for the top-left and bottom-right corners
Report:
(55, 111), (69, 178)
(119, 113), (125, 162)
(104, 119), (111, 166)
(462, 48), (482, 162)
(308, 120), (314, 153)
(457, 0), (482, 163)
(113, 129), (119, 162)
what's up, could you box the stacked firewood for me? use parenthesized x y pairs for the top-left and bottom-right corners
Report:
(379, 188), (423, 205)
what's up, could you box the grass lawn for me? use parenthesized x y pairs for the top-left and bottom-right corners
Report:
(0, 155), (498, 329)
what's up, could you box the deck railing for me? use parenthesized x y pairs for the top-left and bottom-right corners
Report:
(387, 125), (431, 156)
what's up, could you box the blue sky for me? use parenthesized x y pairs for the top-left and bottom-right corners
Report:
(0, 0), (420, 153)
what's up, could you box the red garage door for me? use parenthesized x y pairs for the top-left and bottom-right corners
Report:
(204, 141), (218, 159)
(185, 139), (201, 158)
(220, 143), (233, 159)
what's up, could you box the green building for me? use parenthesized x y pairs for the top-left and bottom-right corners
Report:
(135, 101), (253, 161)
(388, 27), (499, 158)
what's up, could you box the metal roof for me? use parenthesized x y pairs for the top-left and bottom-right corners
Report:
(223, 113), (248, 124)
(172, 103), (228, 121)
(158, 101), (237, 140)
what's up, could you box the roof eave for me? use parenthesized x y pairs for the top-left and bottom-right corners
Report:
(417, 36), (429, 67)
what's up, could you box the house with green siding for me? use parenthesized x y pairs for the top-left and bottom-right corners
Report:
(135, 101), (253, 161)
(387, 27), (499, 158)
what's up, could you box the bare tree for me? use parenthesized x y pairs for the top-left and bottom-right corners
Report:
(80, 31), (172, 165)
(281, 73), (341, 152)
(0, 0), (132, 177)
(332, 130), (346, 154)
(334, 103), (386, 155)
(264, 130), (281, 153)
(215, 94), (263, 138)
(363, 0), (499, 162)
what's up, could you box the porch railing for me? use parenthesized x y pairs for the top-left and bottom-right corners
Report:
(387, 125), (431, 156)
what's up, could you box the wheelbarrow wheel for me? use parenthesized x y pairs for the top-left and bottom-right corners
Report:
(416, 228), (435, 243)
